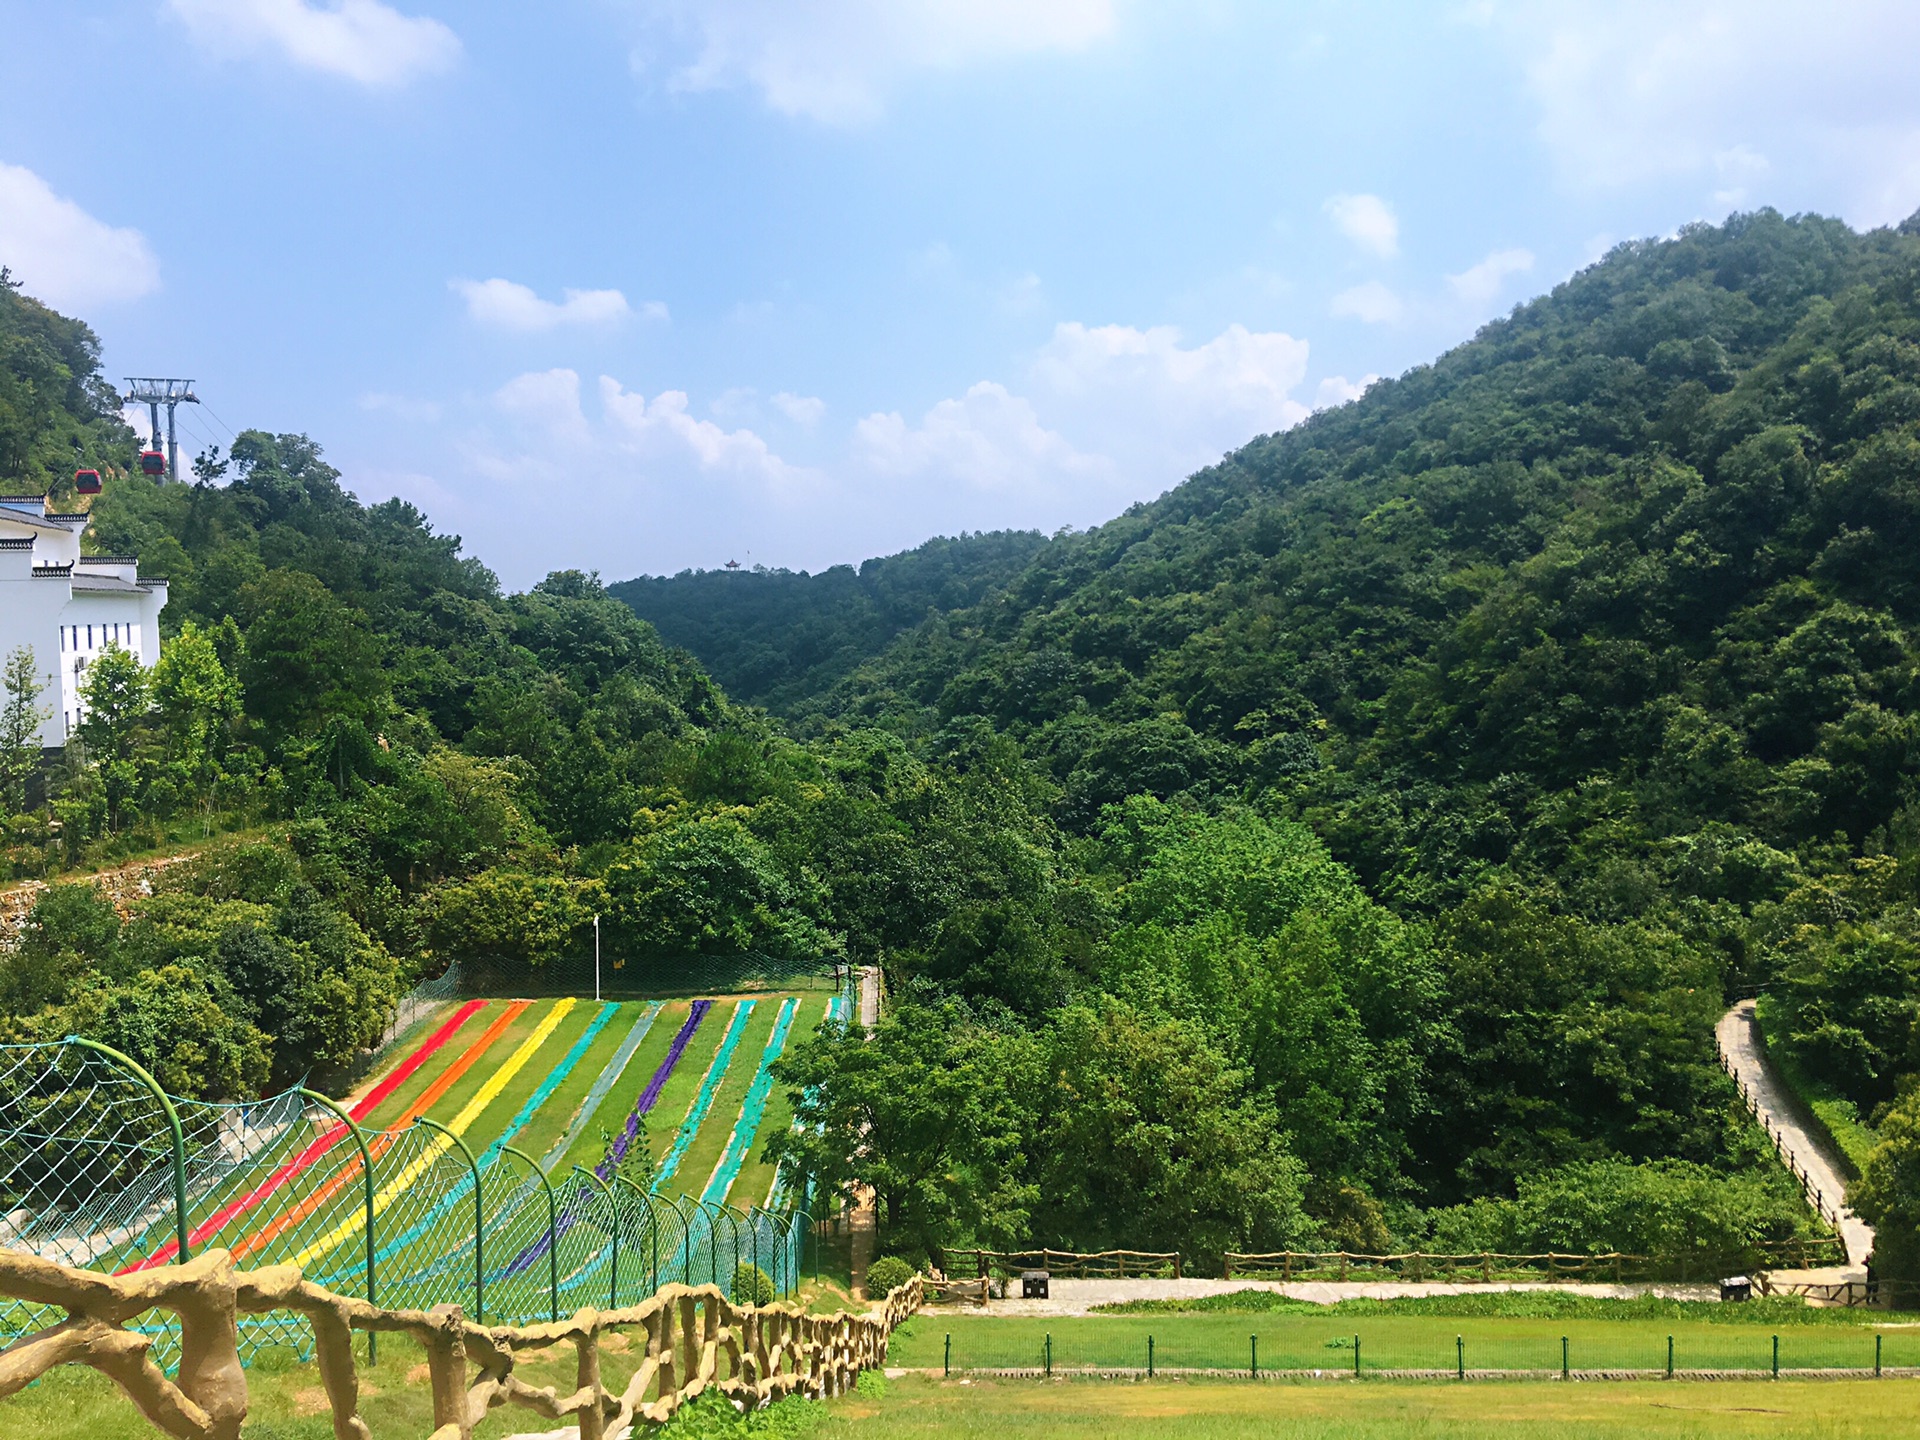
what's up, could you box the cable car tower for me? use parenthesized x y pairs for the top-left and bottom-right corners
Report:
(124, 377), (199, 482)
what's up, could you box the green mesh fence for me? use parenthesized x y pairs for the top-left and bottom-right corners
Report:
(443, 951), (842, 1000)
(0, 1036), (809, 1367)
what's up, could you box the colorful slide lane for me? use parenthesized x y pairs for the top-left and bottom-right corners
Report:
(315, 999), (624, 1288)
(229, 1000), (532, 1261)
(289, 998), (579, 1267)
(767, 992), (848, 1209)
(127, 998), (489, 1271)
(701, 997), (800, 1207)
(652, 1001), (755, 1191)
(501, 1000), (712, 1282)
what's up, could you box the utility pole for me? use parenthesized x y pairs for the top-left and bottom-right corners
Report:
(124, 378), (199, 482)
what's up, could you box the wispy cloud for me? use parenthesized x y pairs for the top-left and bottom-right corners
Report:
(1330, 281), (1404, 324)
(1446, 247), (1534, 307)
(168, 0), (461, 87)
(630, 0), (1116, 125)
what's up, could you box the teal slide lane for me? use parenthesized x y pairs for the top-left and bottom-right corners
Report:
(701, 997), (800, 1207)
(767, 993), (849, 1209)
(321, 1001), (624, 1286)
(652, 1001), (755, 1192)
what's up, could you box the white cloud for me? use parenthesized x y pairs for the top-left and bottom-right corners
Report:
(1330, 281), (1404, 324)
(1446, 247), (1534, 308)
(1496, 1), (1920, 225)
(855, 320), (1312, 503)
(1323, 192), (1399, 258)
(168, 0), (461, 87)
(1314, 374), (1376, 409)
(0, 163), (158, 310)
(632, 0), (1116, 124)
(451, 278), (635, 332)
(773, 392), (825, 426)
(855, 381), (1107, 492)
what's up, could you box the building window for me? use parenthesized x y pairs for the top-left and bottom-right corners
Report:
(86, 625), (92, 648)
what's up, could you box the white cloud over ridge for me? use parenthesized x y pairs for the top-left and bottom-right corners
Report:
(0, 162), (158, 310)
(451, 278), (637, 332)
(169, 0), (461, 87)
(1496, 1), (1920, 225)
(1447, 247), (1534, 307)
(633, 0), (1115, 124)
(1330, 281), (1403, 324)
(1324, 192), (1399, 258)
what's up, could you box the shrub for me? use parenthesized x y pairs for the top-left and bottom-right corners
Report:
(731, 1261), (774, 1306)
(864, 1255), (914, 1296)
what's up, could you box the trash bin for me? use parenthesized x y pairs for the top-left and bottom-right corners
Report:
(1720, 1275), (1752, 1302)
(1021, 1270), (1050, 1299)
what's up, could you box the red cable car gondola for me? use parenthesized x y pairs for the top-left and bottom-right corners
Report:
(73, 468), (102, 495)
(139, 449), (166, 477)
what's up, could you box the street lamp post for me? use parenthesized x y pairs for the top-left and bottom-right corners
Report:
(594, 914), (601, 1002)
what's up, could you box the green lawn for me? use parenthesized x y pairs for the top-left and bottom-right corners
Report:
(667, 997), (783, 1199)
(896, 1313), (1920, 1375)
(12, 1349), (1920, 1440)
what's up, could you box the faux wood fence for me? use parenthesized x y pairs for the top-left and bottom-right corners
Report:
(948, 1249), (1182, 1280)
(0, 1245), (920, 1440)
(1221, 1241), (1845, 1284)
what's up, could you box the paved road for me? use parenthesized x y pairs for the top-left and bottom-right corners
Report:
(1716, 1000), (1874, 1268)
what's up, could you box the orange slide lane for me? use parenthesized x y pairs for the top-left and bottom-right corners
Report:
(228, 1000), (532, 1262)
(128, 998), (491, 1272)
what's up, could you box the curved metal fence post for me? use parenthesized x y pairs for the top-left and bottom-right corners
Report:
(66, 1035), (190, 1262)
(733, 1205), (759, 1298)
(611, 1175), (657, 1305)
(502, 1144), (558, 1323)
(674, 1193), (700, 1287)
(298, 1087), (378, 1361)
(793, 1208), (813, 1295)
(704, 1200), (735, 1290)
(572, 1167), (618, 1308)
(415, 1116), (484, 1321)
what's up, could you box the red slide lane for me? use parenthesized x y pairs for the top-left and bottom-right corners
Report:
(130, 1000), (488, 1270)
(229, 1000), (529, 1261)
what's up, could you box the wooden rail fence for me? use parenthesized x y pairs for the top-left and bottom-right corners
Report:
(947, 1249), (1182, 1280)
(0, 1246), (919, 1440)
(1222, 1240), (1846, 1284)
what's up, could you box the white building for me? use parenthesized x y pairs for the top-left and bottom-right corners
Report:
(0, 494), (169, 747)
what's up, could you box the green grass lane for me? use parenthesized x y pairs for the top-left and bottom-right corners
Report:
(630, 1000), (735, 1178)
(730, 993), (829, 1207)
(505, 999), (648, 1164)
(554, 998), (704, 1175)
(667, 998), (784, 1202)
(353, 999), (511, 1131)
(895, 1313), (1920, 1374)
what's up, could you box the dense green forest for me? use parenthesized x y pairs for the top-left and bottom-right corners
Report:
(5, 213), (1920, 1278)
(610, 530), (1049, 711)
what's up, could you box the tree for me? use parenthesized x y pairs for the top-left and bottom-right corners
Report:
(767, 1002), (1040, 1266)
(75, 643), (149, 829)
(0, 644), (47, 814)
(1853, 1089), (1920, 1286)
(149, 618), (243, 808)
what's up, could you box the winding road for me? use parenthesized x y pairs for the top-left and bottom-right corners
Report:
(1715, 1000), (1874, 1269)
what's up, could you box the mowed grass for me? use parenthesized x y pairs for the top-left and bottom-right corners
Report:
(13, 1350), (1920, 1440)
(729, 994), (829, 1207)
(819, 1373), (1920, 1438)
(632, 1001), (736, 1177)
(896, 1313), (1920, 1374)
(554, 998), (700, 1174)
(665, 997), (783, 1198)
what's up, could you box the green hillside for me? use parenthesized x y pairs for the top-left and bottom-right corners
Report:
(610, 529), (1050, 712)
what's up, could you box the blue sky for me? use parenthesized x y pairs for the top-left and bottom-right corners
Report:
(5, 2), (1920, 588)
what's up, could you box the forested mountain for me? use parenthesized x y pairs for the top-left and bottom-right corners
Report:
(7, 212), (1920, 1277)
(610, 530), (1050, 711)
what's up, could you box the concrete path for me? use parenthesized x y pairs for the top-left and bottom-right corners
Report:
(859, 965), (881, 1031)
(1716, 1000), (1874, 1268)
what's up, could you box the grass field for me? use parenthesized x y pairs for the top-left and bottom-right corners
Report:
(13, 1344), (1920, 1440)
(892, 1311), (1920, 1375)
